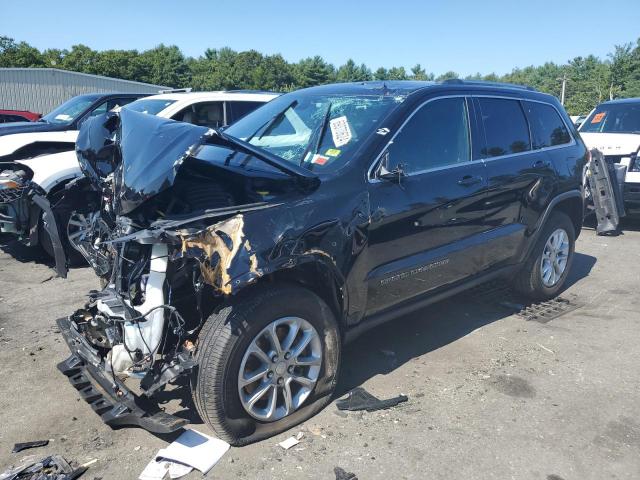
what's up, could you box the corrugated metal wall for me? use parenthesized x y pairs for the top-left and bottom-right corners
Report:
(0, 68), (170, 114)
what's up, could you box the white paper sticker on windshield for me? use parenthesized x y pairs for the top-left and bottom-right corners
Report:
(330, 116), (352, 147)
(54, 114), (72, 121)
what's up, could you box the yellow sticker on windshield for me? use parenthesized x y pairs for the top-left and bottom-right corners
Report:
(325, 148), (341, 157)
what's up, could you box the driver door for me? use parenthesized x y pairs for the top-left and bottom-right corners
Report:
(365, 96), (489, 314)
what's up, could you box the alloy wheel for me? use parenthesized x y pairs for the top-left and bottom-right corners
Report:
(238, 316), (322, 422)
(540, 228), (569, 287)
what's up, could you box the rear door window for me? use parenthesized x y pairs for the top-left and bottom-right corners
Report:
(478, 98), (531, 157)
(386, 97), (471, 174)
(523, 101), (571, 148)
(174, 102), (224, 128)
(226, 101), (265, 124)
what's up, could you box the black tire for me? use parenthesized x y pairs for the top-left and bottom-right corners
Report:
(515, 211), (576, 301)
(192, 283), (341, 446)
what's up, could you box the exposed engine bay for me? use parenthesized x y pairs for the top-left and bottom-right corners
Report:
(54, 108), (323, 431)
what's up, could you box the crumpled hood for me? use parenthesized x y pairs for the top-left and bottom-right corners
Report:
(76, 109), (210, 215)
(579, 132), (640, 156)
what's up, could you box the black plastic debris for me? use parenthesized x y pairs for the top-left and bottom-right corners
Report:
(11, 441), (49, 454)
(334, 466), (358, 480)
(336, 387), (408, 412)
(0, 455), (86, 480)
(587, 148), (626, 235)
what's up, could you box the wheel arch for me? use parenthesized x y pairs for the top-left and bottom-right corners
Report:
(520, 190), (583, 263)
(232, 257), (347, 333)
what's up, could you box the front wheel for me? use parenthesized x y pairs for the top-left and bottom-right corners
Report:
(515, 211), (575, 301)
(192, 284), (341, 446)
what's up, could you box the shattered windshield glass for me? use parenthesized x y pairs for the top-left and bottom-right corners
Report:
(222, 92), (405, 172)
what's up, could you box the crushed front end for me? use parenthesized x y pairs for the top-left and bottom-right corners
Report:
(56, 108), (308, 432)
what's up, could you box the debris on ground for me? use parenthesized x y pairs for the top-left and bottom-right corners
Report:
(153, 429), (229, 476)
(334, 466), (358, 480)
(278, 436), (300, 450)
(336, 387), (408, 412)
(139, 459), (171, 480)
(11, 441), (49, 454)
(516, 296), (582, 323)
(0, 455), (87, 480)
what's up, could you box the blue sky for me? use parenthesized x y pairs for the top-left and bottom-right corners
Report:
(1, 0), (639, 76)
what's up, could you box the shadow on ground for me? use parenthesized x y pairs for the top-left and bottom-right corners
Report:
(146, 251), (597, 436)
(0, 233), (52, 266)
(336, 251), (596, 397)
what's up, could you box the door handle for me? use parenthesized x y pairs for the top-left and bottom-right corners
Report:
(457, 175), (482, 186)
(532, 160), (551, 169)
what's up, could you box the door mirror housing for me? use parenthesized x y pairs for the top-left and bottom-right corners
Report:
(377, 151), (406, 184)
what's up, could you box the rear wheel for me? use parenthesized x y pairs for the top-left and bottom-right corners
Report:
(192, 284), (340, 446)
(515, 211), (575, 301)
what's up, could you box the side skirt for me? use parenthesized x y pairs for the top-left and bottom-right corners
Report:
(344, 263), (519, 344)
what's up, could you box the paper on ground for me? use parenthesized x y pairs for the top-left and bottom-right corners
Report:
(168, 462), (193, 479)
(156, 429), (230, 474)
(278, 436), (300, 449)
(139, 459), (170, 480)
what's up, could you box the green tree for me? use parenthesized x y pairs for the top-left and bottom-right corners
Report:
(138, 44), (190, 87)
(436, 71), (459, 81)
(387, 66), (408, 80)
(61, 44), (99, 73)
(336, 59), (372, 82)
(410, 64), (434, 81)
(293, 56), (335, 88)
(0, 36), (44, 67)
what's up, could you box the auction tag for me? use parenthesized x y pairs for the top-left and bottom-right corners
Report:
(330, 116), (352, 147)
(325, 148), (341, 157)
(591, 112), (606, 124)
(312, 154), (329, 165)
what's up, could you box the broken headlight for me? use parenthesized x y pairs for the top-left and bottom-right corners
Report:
(0, 169), (29, 203)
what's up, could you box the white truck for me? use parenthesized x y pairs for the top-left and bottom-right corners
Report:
(579, 98), (640, 215)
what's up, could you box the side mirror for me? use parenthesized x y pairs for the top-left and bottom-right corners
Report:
(378, 151), (406, 184)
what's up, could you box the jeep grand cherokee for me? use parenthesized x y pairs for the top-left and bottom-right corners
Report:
(54, 80), (587, 446)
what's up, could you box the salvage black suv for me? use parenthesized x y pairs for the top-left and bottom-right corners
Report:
(55, 80), (586, 446)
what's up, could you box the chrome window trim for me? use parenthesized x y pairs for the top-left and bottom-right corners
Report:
(367, 93), (576, 182)
(367, 95), (471, 183)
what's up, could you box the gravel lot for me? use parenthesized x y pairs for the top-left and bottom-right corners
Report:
(0, 220), (639, 480)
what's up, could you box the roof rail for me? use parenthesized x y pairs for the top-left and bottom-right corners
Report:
(442, 79), (537, 92)
(224, 89), (282, 95)
(158, 87), (193, 94)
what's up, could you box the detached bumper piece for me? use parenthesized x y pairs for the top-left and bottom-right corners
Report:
(56, 316), (187, 434)
(588, 149), (626, 234)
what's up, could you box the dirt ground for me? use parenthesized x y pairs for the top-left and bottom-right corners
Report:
(1, 220), (639, 480)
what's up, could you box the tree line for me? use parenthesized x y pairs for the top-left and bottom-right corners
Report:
(1, 35), (639, 115)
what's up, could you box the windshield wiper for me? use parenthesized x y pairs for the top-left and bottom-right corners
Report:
(300, 102), (332, 167)
(256, 100), (298, 141)
(210, 128), (319, 183)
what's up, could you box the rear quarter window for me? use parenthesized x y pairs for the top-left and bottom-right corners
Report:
(523, 101), (571, 148)
(478, 97), (531, 157)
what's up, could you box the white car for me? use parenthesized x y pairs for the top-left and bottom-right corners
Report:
(0, 90), (279, 259)
(579, 98), (640, 215)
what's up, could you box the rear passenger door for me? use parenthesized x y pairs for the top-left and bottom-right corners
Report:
(475, 96), (561, 268)
(365, 96), (489, 314)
